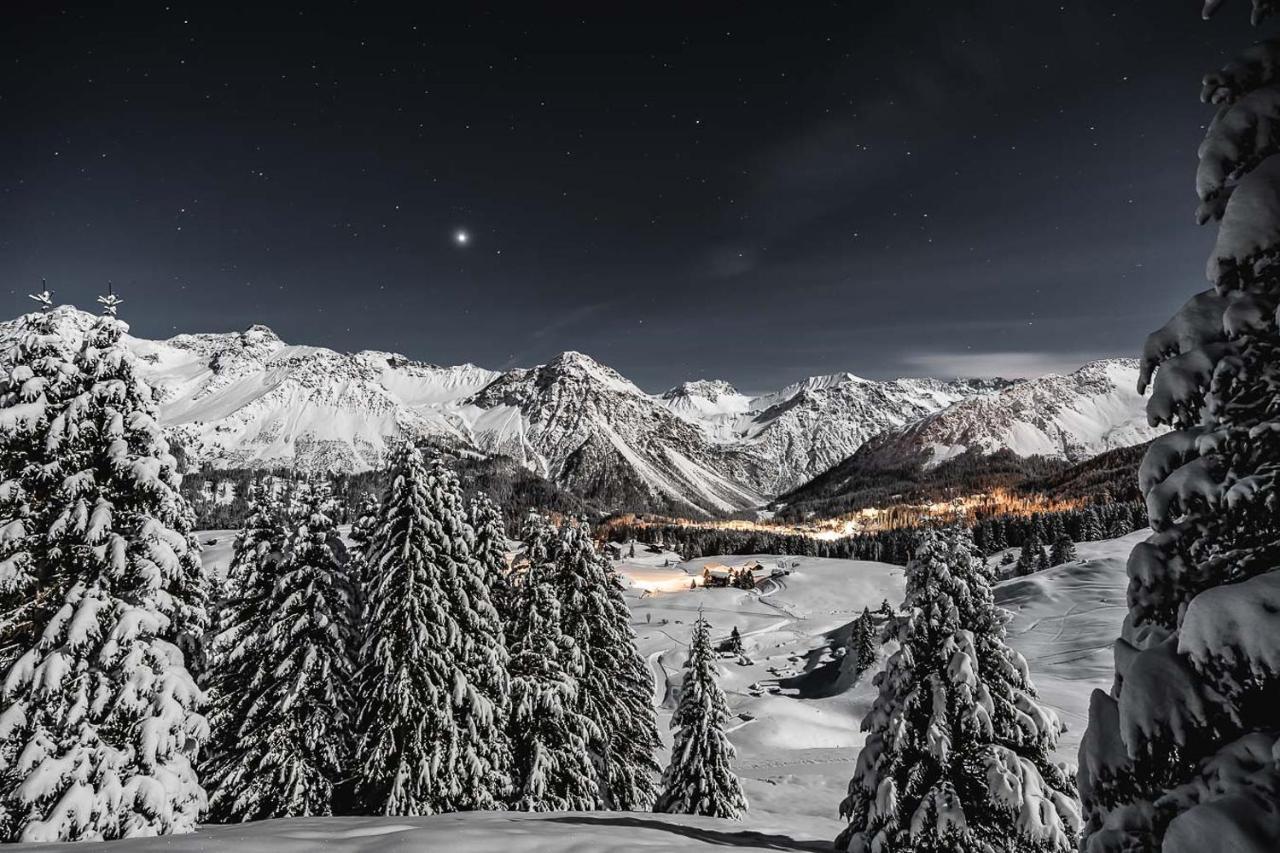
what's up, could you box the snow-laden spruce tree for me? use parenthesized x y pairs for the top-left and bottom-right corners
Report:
(352, 444), (508, 814)
(346, 492), (379, 608)
(1049, 535), (1077, 567)
(206, 482), (355, 821)
(202, 479), (287, 820)
(426, 456), (511, 810)
(0, 293), (209, 841)
(469, 492), (514, 625)
(0, 291), (83, 673)
(506, 513), (600, 811)
(654, 612), (747, 819)
(837, 528), (1079, 853)
(1078, 4), (1280, 850)
(553, 519), (660, 810)
(848, 607), (878, 678)
(1079, 509), (1104, 542)
(1017, 535), (1041, 576)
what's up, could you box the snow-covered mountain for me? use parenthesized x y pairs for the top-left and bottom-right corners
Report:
(849, 358), (1161, 470)
(455, 352), (767, 515)
(1, 307), (1156, 517)
(660, 373), (1006, 494)
(775, 358), (1162, 515)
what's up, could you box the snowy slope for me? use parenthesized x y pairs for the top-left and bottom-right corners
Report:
(994, 532), (1140, 755)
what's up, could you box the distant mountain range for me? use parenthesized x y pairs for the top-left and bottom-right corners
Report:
(4, 307), (1162, 516)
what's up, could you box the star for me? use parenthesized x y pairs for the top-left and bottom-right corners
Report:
(454, 229), (470, 246)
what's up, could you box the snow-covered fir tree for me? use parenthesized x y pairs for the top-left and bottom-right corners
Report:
(1079, 508), (1104, 541)
(1049, 535), (1077, 566)
(506, 513), (599, 811)
(655, 612), (747, 819)
(424, 456), (511, 811)
(726, 625), (745, 656)
(0, 293), (209, 841)
(354, 443), (471, 814)
(848, 607), (878, 678)
(346, 492), (379, 601)
(837, 527), (1079, 853)
(1017, 535), (1041, 576)
(202, 479), (286, 820)
(552, 519), (660, 810)
(0, 292), (83, 673)
(1034, 547), (1051, 573)
(1079, 5), (1280, 850)
(468, 491), (515, 628)
(1104, 515), (1130, 540)
(206, 482), (354, 821)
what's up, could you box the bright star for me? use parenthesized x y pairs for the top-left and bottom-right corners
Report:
(454, 229), (470, 246)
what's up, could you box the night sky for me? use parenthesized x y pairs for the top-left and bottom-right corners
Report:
(0, 2), (1259, 391)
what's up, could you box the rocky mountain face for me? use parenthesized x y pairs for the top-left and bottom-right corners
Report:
(2, 307), (1156, 517)
(845, 358), (1160, 470)
(659, 373), (1008, 495)
(457, 351), (767, 515)
(775, 359), (1164, 516)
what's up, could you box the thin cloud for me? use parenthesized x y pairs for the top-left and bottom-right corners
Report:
(900, 350), (1117, 380)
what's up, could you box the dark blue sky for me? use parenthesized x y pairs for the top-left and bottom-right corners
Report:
(0, 2), (1258, 392)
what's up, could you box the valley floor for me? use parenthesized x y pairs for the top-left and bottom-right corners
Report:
(61, 532), (1141, 851)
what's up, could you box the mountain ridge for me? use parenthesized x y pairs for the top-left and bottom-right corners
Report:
(1, 306), (1155, 517)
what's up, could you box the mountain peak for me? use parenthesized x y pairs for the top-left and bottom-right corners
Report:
(547, 349), (602, 368)
(540, 350), (643, 394)
(241, 323), (282, 342)
(662, 379), (742, 402)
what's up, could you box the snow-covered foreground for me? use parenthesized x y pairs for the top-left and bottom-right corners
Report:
(46, 533), (1137, 850)
(8, 812), (834, 852)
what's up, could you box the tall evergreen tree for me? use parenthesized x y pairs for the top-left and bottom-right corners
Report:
(1049, 535), (1077, 566)
(468, 492), (515, 629)
(1079, 508), (1104, 541)
(553, 519), (660, 810)
(725, 625), (745, 656)
(1104, 514), (1130, 540)
(207, 483), (355, 821)
(353, 444), (469, 815)
(655, 613), (747, 819)
(848, 607), (878, 677)
(836, 528), (1079, 853)
(0, 292), (83, 673)
(1080, 6), (1280, 850)
(346, 492), (380, 597)
(1017, 534), (1040, 576)
(0, 293), (209, 841)
(203, 479), (287, 819)
(425, 457), (510, 811)
(506, 515), (599, 811)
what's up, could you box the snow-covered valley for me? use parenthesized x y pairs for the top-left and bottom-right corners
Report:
(45, 530), (1137, 852)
